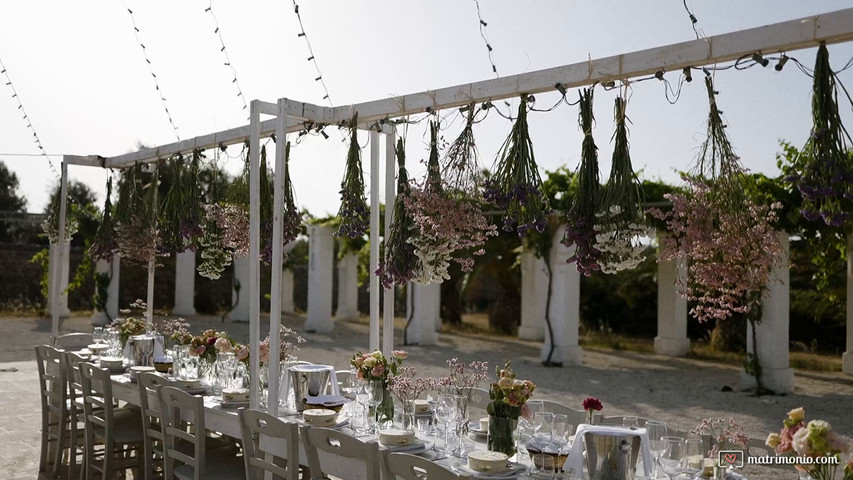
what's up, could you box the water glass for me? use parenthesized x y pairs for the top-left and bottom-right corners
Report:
(660, 436), (685, 480)
(622, 416), (639, 429)
(182, 355), (199, 381)
(684, 437), (704, 477)
(551, 414), (571, 451)
(434, 394), (457, 454)
(93, 326), (105, 344)
(417, 418), (431, 440)
(646, 420), (668, 478)
(367, 380), (384, 432)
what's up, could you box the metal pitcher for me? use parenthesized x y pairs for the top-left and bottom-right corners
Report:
(129, 334), (155, 367)
(584, 432), (641, 480)
(289, 365), (331, 412)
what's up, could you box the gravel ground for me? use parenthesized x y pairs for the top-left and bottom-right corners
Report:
(4, 312), (852, 479)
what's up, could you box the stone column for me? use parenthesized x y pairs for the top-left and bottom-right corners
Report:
(541, 226), (582, 365)
(336, 252), (359, 321)
(519, 250), (547, 341)
(742, 232), (794, 393)
(47, 241), (71, 319)
(230, 256), (250, 322)
(281, 268), (295, 314)
(305, 225), (334, 332)
(843, 234), (853, 375)
(172, 250), (197, 316)
(654, 232), (690, 356)
(405, 282), (440, 345)
(106, 256), (120, 320)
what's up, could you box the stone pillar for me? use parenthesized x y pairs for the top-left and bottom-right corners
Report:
(281, 268), (295, 314)
(519, 250), (547, 341)
(541, 226), (582, 365)
(305, 225), (334, 332)
(336, 252), (359, 321)
(742, 232), (794, 393)
(106, 256), (120, 320)
(843, 234), (853, 375)
(654, 232), (690, 356)
(405, 282), (440, 345)
(47, 241), (71, 319)
(172, 250), (197, 316)
(230, 256), (250, 322)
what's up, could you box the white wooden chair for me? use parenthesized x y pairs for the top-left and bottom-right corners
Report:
(157, 385), (243, 480)
(52, 332), (95, 350)
(239, 409), (301, 480)
(540, 400), (587, 433)
(301, 426), (380, 480)
(61, 350), (89, 479)
(79, 361), (144, 479)
(385, 452), (472, 480)
(35, 345), (68, 476)
(137, 371), (174, 480)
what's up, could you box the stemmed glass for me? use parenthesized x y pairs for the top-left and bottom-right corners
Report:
(93, 326), (105, 345)
(367, 379), (385, 433)
(531, 412), (553, 477)
(646, 420), (668, 479)
(660, 436), (686, 480)
(434, 394), (457, 455)
(684, 437), (704, 478)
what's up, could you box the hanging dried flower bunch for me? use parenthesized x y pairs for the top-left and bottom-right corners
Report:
(484, 94), (550, 237)
(42, 187), (78, 244)
(649, 76), (782, 322)
(376, 138), (420, 288)
(593, 97), (653, 274)
(114, 162), (158, 266)
(336, 114), (369, 238)
(260, 141), (303, 264)
(563, 88), (602, 276)
(406, 121), (496, 283)
(158, 150), (205, 255)
(89, 176), (118, 262)
(791, 44), (853, 227)
(198, 150), (234, 279)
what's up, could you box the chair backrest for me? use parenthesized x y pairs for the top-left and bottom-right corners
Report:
(52, 332), (95, 350)
(540, 400), (587, 433)
(61, 351), (87, 403)
(385, 452), (471, 480)
(158, 385), (206, 480)
(78, 361), (121, 478)
(35, 345), (67, 420)
(138, 372), (172, 480)
(301, 426), (380, 480)
(239, 409), (300, 480)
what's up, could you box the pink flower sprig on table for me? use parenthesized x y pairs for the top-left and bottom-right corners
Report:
(387, 367), (432, 406)
(445, 358), (488, 398)
(258, 325), (305, 365)
(691, 417), (749, 458)
(350, 349), (406, 382)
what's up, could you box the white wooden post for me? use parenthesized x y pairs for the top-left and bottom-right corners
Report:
(230, 256), (250, 322)
(50, 160), (68, 338)
(336, 252), (359, 321)
(306, 224), (334, 332)
(519, 249), (547, 341)
(172, 250), (197, 316)
(405, 282), (440, 345)
(654, 232), (690, 356)
(369, 130), (381, 352)
(92, 259), (111, 325)
(106, 257), (120, 320)
(382, 130), (396, 356)
(742, 232), (793, 393)
(843, 234), (853, 375)
(48, 241), (72, 320)
(541, 226), (582, 365)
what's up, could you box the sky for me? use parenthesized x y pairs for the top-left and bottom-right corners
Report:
(2, 1), (853, 217)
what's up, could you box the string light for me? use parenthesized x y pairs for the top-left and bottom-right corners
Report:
(473, 0), (500, 78)
(682, 0), (702, 39)
(291, 0), (333, 106)
(204, 1), (249, 120)
(125, 5), (181, 141)
(775, 55), (789, 71)
(0, 56), (59, 178)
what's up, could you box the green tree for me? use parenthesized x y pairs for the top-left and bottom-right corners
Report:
(0, 160), (28, 242)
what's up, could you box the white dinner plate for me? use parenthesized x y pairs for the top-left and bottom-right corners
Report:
(183, 387), (208, 395)
(219, 400), (249, 408)
(383, 438), (429, 454)
(454, 461), (526, 479)
(468, 424), (488, 437)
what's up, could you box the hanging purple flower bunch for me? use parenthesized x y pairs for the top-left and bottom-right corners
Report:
(563, 88), (601, 276)
(789, 44), (853, 227)
(158, 150), (205, 255)
(336, 114), (369, 238)
(114, 162), (158, 266)
(260, 141), (303, 264)
(376, 138), (420, 288)
(88, 176), (118, 262)
(484, 94), (550, 237)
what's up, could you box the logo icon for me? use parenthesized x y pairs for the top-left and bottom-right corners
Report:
(717, 450), (744, 469)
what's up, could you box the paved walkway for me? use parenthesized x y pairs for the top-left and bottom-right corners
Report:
(3, 313), (851, 479)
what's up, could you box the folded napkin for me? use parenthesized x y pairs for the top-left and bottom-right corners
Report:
(563, 424), (652, 478)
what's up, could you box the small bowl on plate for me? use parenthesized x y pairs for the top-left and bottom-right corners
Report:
(303, 408), (338, 426)
(467, 451), (509, 473)
(129, 366), (155, 382)
(222, 388), (250, 403)
(88, 343), (109, 356)
(378, 428), (415, 447)
(175, 378), (201, 390)
(303, 394), (347, 413)
(153, 356), (173, 373)
(99, 356), (124, 370)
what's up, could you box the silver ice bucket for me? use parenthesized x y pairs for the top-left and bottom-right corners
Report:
(584, 432), (641, 480)
(289, 365), (331, 412)
(129, 334), (155, 367)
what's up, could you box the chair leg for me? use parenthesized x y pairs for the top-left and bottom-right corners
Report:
(51, 416), (67, 478)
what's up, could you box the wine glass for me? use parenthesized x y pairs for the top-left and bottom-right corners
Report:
(352, 380), (371, 435)
(434, 394), (457, 455)
(367, 379), (385, 433)
(93, 326), (105, 345)
(645, 420), (668, 479)
(684, 437), (704, 478)
(551, 414), (571, 477)
(660, 436), (685, 480)
(530, 412), (553, 476)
